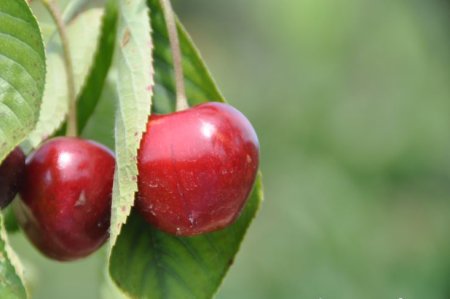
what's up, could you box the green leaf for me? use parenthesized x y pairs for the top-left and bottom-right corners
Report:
(0, 214), (27, 299)
(150, 0), (224, 114)
(0, 1), (45, 294)
(0, 0), (46, 162)
(111, 176), (263, 299)
(108, 0), (154, 249)
(23, 8), (104, 150)
(108, 1), (263, 298)
(77, 0), (119, 133)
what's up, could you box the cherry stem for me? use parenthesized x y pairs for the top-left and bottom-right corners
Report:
(160, 0), (189, 111)
(42, 0), (77, 136)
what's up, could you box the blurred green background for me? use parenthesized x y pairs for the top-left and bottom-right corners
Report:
(10, 0), (450, 298)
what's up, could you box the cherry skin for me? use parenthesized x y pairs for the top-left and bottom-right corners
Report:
(15, 137), (115, 261)
(137, 102), (259, 236)
(0, 147), (25, 209)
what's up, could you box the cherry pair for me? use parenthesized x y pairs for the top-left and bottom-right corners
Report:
(1, 102), (259, 261)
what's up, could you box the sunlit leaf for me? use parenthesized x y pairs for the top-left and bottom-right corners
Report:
(108, 0), (154, 250)
(23, 8), (104, 150)
(0, 0), (45, 161)
(0, 1), (45, 296)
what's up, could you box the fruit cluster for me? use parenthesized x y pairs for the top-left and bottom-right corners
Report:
(0, 103), (259, 261)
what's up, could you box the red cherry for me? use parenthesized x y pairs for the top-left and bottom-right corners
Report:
(0, 147), (25, 209)
(137, 102), (259, 236)
(15, 137), (115, 261)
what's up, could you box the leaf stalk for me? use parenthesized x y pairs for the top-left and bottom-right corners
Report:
(160, 0), (189, 111)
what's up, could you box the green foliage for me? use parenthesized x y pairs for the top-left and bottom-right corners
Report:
(108, 1), (263, 298)
(76, 0), (119, 132)
(1, 1), (263, 298)
(108, 0), (154, 252)
(110, 176), (262, 299)
(23, 7), (104, 150)
(149, 0), (224, 114)
(0, 0), (45, 161)
(2, 0), (449, 297)
(0, 215), (26, 299)
(0, 0), (45, 296)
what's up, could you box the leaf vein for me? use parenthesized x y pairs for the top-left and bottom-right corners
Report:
(0, 75), (35, 116)
(0, 31), (43, 62)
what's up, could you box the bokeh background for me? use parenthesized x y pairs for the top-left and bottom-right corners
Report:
(10, 0), (450, 298)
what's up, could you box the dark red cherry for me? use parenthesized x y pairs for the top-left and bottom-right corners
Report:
(0, 147), (25, 209)
(15, 137), (115, 261)
(137, 102), (259, 236)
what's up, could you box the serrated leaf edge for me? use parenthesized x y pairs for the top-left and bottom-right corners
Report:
(107, 0), (154, 255)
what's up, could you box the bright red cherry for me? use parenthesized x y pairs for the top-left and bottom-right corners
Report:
(15, 137), (115, 261)
(137, 102), (259, 236)
(0, 147), (25, 209)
